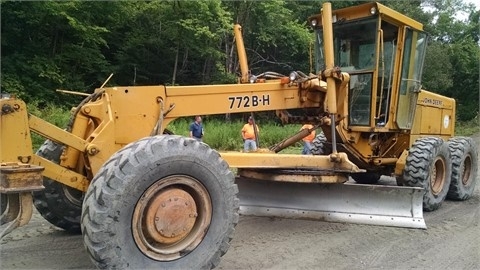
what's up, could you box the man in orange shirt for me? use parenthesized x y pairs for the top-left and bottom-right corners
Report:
(300, 124), (316, 155)
(241, 116), (260, 152)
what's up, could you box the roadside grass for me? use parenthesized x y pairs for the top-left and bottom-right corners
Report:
(28, 102), (71, 151)
(279, 146), (304, 154)
(455, 115), (480, 136)
(167, 118), (304, 151)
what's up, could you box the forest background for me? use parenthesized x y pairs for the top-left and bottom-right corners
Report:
(1, 0), (479, 149)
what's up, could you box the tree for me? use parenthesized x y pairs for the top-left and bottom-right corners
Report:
(1, 1), (115, 105)
(1, 0), (477, 120)
(224, 0), (313, 77)
(112, 1), (232, 86)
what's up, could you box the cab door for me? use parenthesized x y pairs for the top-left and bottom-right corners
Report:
(396, 28), (427, 129)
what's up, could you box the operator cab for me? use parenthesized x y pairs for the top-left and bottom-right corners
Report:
(310, 2), (427, 130)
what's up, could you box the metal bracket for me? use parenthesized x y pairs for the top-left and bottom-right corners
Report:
(0, 192), (34, 238)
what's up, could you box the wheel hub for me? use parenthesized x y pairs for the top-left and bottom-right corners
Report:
(132, 175), (212, 261)
(462, 155), (472, 185)
(430, 157), (446, 195)
(145, 189), (197, 244)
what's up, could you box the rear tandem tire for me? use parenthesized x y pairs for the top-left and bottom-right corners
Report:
(311, 132), (331, 155)
(32, 140), (83, 233)
(447, 137), (478, 200)
(402, 137), (452, 211)
(81, 135), (239, 269)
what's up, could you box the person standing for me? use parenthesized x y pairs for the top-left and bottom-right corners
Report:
(241, 116), (259, 152)
(300, 124), (316, 155)
(189, 115), (204, 141)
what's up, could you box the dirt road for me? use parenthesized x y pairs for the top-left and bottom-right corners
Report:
(2, 135), (479, 269)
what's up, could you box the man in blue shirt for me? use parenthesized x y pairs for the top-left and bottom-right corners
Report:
(189, 115), (204, 141)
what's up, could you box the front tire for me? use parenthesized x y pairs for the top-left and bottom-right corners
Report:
(32, 140), (83, 233)
(447, 137), (478, 200)
(81, 135), (239, 269)
(403, 137), (452, 211)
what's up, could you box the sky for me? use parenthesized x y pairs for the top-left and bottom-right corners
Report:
(465, 0), (480, 8)
(422, 0), (479, 22)
(460, 0), (480, 20)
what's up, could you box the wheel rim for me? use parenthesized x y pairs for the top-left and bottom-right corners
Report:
(62, 185), (84, 206)
(132, 175), (212, 261)
(430, 157), (446, 195)
(461, 154), (472, 185)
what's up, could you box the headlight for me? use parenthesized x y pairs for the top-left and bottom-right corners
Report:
(311, 19), (318, 27)
(249, 75), (257, 84)
(289, 71), (297, 82)
(370, 7), (377, 15)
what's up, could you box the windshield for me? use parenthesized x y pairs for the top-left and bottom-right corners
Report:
(315, 18), (379, 126)
(315, 18), (378, 72)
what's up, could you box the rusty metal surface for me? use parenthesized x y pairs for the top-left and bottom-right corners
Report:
(431, 157), (446, 195)
(0, 163), (44, 193)
(0, 192), (34, 238)
(270, 126), (318, 153)
(238, 169), (347, 183)
(462, 154), (472, 185)
(144, 188), (197, 245)
(221, 152), (364, 173)
(132, 175), (212, 261)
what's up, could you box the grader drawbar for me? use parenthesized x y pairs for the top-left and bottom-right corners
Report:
(2, 2), (478, 269)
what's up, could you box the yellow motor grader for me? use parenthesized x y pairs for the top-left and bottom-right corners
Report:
(1, 2), (477, 269)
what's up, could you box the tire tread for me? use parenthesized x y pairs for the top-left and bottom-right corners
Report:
(33, 140), (83, 233)
(311, 132), (331, 156)
(81, 135), (239, 269)
(403, 137), (452, 211)
(447, 137), (478, 200)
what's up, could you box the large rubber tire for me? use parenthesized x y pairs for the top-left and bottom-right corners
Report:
(81, 135), (239, 269)
(32, 140), (83, 233)
(351, 172), (381, 184)
(447, 137), (478, 200)
(403, 137), (452, 211)
(311, 132), (331, 155)
(1, 194), (7, 216)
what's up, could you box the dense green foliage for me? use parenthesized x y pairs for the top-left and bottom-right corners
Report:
(27, 102), (71, 151)
(168, 117), (303, 150)
(1, 0), (479, 120)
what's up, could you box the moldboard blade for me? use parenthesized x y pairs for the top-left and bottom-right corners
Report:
(236, 177), (426, 229)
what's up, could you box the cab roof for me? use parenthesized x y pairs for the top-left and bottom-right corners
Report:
(310, 2), (424, 31)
